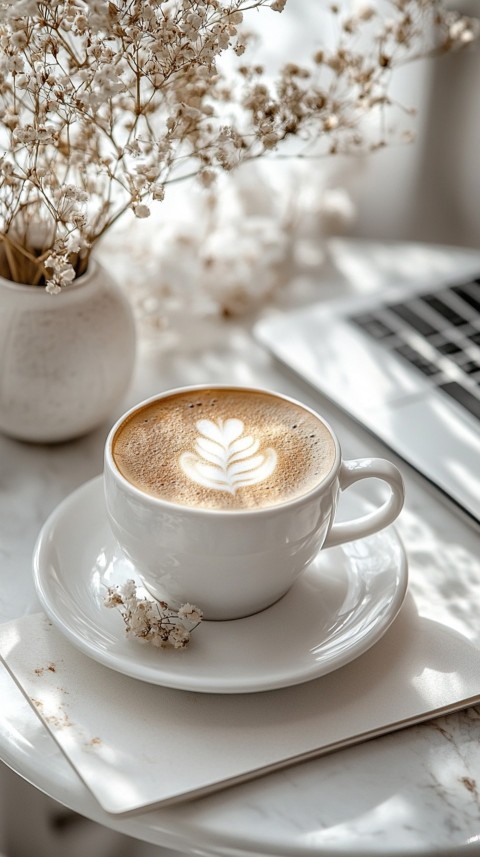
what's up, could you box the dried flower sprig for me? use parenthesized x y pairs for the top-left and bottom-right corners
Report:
(104, 579), (203, 649)
(0, 0), (477, 291)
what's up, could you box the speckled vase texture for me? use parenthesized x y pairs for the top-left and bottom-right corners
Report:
(0, 261), (136, 443)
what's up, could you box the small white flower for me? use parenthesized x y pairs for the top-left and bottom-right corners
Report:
(45, 280), (62, 295)
(151, 183), (165, 201)
(11, 30), (27, 48)
(71, 213), (88, 229)
(62, 185), (89, 203)
(104, 588), (123, 608)
(15, 73), (29, 89)
(351, 0), (376, 21)
(168, 625), (190, 649)
(60, 267), (76, 283)
(66, 235), (85, 254)
(129, 610), (149, 636)
(324, 114), (339, 131)
(7, 55), (24, 73)
(121, 579), (137, 601)
(449, 18), (475, 44)
(103, 580), (202, 650)
(178, 603), (204, 622)
(133, 203), (151, 219)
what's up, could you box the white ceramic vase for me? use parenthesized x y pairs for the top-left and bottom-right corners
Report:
(0, 260), (136, 443)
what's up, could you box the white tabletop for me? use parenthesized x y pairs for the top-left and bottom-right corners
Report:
(1, 238), (480, 857)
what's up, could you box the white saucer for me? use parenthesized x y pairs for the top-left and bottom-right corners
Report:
(33, 476), (408, 694)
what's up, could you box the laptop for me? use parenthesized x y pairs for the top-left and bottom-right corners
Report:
(255, 272), (480, 527)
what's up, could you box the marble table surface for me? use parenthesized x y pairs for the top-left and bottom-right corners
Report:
(1, 239), (480, 857)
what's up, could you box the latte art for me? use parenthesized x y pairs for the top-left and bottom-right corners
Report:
(180, 417), (277, 494)
(112, 388), (336, 510)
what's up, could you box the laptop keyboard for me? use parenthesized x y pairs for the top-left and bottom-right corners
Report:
(349, 279), (480, 421)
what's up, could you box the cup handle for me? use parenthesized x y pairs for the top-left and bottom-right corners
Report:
(324, 458), (405, 549)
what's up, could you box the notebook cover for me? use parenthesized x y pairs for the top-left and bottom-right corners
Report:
(1, 602), (480, 816)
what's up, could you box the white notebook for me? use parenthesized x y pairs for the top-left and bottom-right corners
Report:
(1, 600), (480, 816)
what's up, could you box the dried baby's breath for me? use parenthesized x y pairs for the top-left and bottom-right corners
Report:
(104, 580), (203, 649)
(0, 0), (476, 289)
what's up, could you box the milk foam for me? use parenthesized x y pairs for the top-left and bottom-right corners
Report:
(180, 417), (277, 494)
(112, 389), (336, 510)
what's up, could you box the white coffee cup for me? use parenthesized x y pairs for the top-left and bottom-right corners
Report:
(104, 386), (405, 620)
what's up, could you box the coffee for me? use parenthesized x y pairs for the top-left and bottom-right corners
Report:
(112, 388), (336, 510)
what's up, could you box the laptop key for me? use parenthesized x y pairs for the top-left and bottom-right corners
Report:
(459, 360), (480, 375)
(439, 381), (480, 420)
(388, 303), (439, 337)
(434, 339), (463, 356)
(453, 282), (480, 314)
(392, 344), (440, 377)
(468, 330), (480, 347)
(350, 313), (396, 339)
(420, 296), (469, 327)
